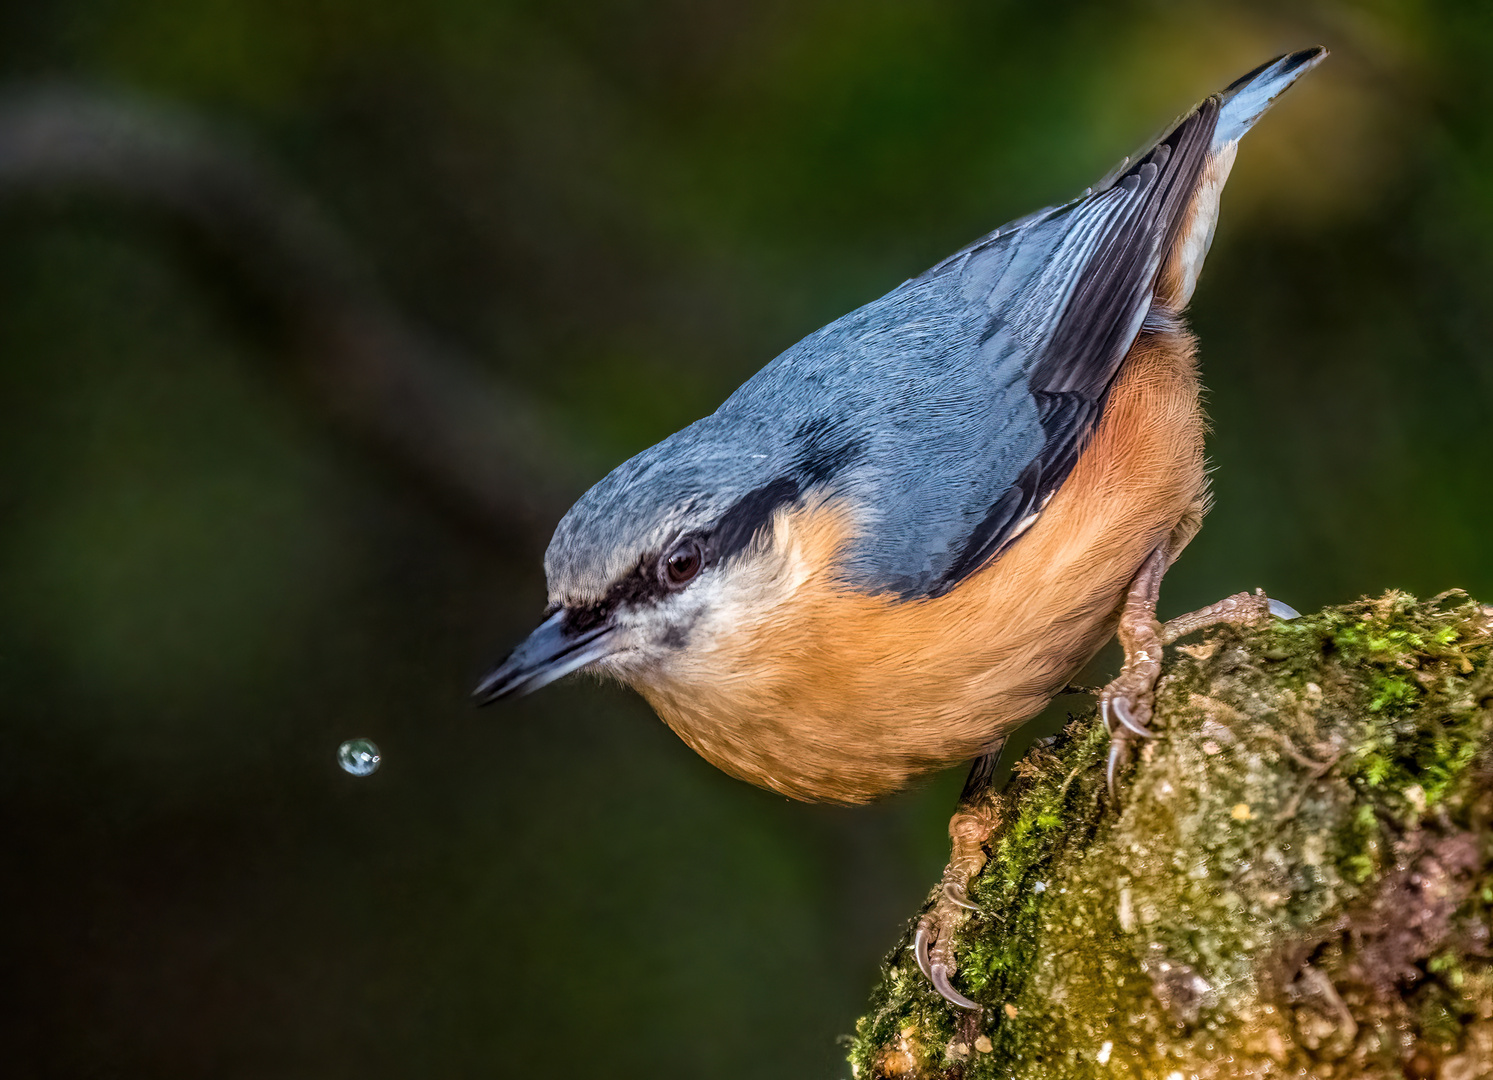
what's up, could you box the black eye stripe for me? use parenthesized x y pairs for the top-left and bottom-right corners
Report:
(564, 556), (660, 632)
(712, 477), (800, 561)
(562, 480), (806, 630)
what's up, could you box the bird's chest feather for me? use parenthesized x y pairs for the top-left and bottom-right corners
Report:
(631, 327), (1209, 803)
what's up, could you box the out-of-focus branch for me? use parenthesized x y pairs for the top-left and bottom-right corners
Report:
(0, 87), (588, 548)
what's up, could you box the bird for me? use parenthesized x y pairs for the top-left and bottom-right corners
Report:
(476, 48), (1324, 1002)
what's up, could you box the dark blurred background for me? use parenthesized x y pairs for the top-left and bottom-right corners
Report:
(1, 1), (1489, 1076)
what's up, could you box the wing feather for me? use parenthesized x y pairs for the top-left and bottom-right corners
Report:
(927, 98), (1218, 593)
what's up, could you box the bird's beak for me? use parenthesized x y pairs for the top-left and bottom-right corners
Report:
(472, 610), (616, 704)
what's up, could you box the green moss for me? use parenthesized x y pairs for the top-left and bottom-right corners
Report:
(849, 593), (1493, 1079)
(1368, 672), (1420, 713)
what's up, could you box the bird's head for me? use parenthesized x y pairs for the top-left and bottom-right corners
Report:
(473, 416), (828, 703)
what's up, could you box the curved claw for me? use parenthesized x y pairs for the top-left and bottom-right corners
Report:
(1100, 697), (1112, 735)
(1267, 598), (1301, 620)
(943, 883), (981, 911)
(913, 922), (935, 983)
(1107, 740), (1122, 798)
(1110, 697), (1154, 739)
(930, 962), (981, 1011)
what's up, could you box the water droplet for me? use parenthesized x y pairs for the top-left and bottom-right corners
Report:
(338, 738), (381, 776)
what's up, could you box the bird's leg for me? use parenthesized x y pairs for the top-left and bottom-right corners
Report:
(1101, 543), (1298, 793)
(1099, 545), (1168, 796)
(914, 748), (1003, 1011)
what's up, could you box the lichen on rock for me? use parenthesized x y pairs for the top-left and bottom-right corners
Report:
(849, 592), (1493, 1079)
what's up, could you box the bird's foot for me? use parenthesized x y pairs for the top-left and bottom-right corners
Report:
(1102, 575), (1302, 796)
(914, 792), (1000, 1011)
(1160, 588), (1296, 646)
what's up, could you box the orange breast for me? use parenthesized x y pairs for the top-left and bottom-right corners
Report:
(633, 325), (1209, 803)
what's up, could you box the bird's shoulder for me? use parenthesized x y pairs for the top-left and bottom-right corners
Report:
(713, 249), (1053, 597)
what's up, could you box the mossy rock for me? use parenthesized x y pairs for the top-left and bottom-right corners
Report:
(850, 592), (1493, 1079)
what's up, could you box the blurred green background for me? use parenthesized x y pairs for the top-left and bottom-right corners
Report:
(2, 1), (1489, 1076)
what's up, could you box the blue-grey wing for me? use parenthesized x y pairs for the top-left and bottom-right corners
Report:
(795, 94), (1222, 597)
(546, 55), (1320, 607)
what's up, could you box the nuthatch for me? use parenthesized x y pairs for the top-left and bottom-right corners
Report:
(478, 46), (1322, 918)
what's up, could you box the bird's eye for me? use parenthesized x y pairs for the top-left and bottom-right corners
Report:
(661, 539), (704, 588)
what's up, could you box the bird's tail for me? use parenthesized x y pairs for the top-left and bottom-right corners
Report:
(1213, 46), (1329, 151)
(1158, 46), (1326, 308)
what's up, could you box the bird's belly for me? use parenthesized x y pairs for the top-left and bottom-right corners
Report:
(636, 326), (1208, 803)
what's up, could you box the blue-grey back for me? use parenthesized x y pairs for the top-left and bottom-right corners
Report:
(710, 255), (1049, 595)
(548, 195), (1131, 599)
(545, 93), (1227, 603)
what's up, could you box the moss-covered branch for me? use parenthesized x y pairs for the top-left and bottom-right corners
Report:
(851, 592), (1493, 1079)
